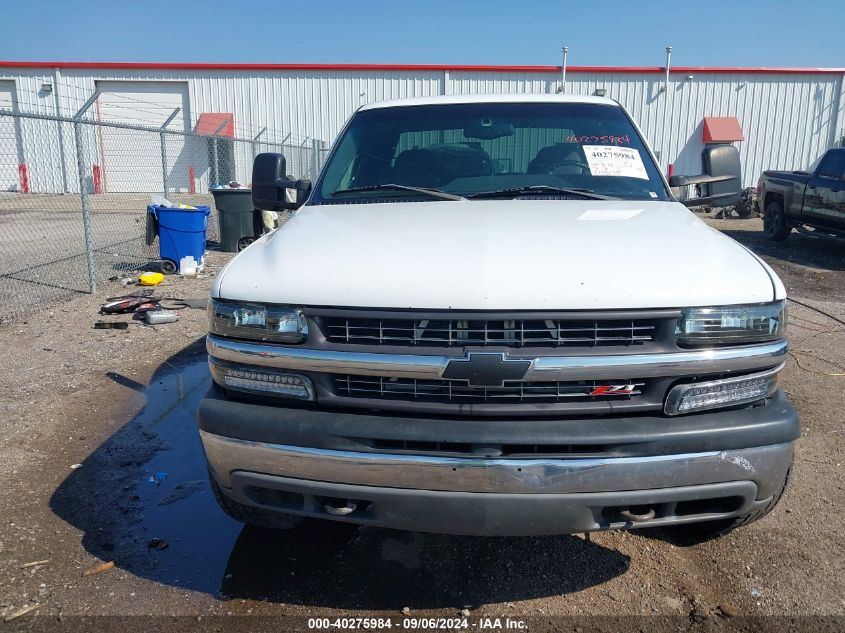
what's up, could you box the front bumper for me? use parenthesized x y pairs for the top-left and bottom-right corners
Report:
(198, 390), (798, 536)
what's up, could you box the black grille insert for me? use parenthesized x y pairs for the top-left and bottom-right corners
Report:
(333, 375), (645, 404)
(321, 316), (657, 347)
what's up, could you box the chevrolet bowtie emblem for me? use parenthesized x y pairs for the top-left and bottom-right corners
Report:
(442, 353), (531, 387)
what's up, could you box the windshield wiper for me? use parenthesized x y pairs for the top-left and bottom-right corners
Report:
(331, 184), (465, 201)
(468, 186), (618, 201)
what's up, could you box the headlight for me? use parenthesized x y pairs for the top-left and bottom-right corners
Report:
(675, 301), (786, 347)
(209, 299), (308, 343)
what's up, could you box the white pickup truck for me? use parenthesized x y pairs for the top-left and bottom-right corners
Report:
(199, 94), (797, 537)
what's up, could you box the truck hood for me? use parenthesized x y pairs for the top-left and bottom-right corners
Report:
(214, 200), (779, 310)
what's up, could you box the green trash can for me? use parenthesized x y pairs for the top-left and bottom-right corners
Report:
(210, 188), (262, 252)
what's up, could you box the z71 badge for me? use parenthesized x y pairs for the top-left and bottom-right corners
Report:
(590, 384), (638, 396)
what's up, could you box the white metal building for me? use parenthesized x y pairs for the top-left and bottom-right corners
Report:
(1, 60), (844, 191)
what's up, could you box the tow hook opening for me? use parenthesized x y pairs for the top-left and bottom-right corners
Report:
(602, 503), (664, 524)
(321, 497), (368, 516)
(619, 506), (656, 523)
(603, 495), (747, 525)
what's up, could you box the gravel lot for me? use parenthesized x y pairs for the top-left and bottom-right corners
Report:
(0, 216), (843, 631)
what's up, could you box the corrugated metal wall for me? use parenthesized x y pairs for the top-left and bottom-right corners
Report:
(442, 69), (845, 186)
(1, 65), (843, 189)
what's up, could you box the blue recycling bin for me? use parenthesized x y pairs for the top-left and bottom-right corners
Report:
(147, 204), (211, 274)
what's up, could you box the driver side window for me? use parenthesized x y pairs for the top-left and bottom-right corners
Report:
(816, 152), (845, 179)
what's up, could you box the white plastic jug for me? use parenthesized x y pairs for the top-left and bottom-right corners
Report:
(179, 255), (198, 277)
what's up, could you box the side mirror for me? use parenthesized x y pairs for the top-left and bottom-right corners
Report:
(252, 152), (312, 211)
(669, 173), (736, 188)
(670, 173), (740, 207)
(670, 144), (743, 208)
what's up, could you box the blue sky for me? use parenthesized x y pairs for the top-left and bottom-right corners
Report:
(2, 0), (844, 67)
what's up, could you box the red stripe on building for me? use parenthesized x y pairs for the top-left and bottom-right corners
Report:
(0, 60), (844, 75)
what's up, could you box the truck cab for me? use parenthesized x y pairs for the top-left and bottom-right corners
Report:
(199, 94), (797, 537)
(757, 147), (845, 240)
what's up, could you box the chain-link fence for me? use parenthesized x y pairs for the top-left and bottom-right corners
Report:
(0, 107), (327, 322)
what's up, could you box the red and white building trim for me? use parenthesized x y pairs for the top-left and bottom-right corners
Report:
(1, 61), (843, 191)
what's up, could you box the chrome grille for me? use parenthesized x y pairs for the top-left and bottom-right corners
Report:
(321, 317), (656, 347)
(333, 375), (645, 404)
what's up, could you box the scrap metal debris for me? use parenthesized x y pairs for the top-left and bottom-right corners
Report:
(19, 559), (50, 569)
(82, 561), (115, 577)
(4, 604), (39, 622)
(145, 310), (179, 325)
(100, 296), (152, 315)
(97, 292), (190, 327)
(94, 321), (129, 330)
(148, 538), (169, 551)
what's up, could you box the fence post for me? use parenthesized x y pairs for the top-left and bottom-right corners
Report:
(252, 127), (266, 162)
(310, 138), (321, 180)
(211, 139), (219, 186)
(159, 107), (181, 196)
(73, 90), (101, 294)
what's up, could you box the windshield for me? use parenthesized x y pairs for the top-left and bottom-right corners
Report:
(314, 102), (670, 203)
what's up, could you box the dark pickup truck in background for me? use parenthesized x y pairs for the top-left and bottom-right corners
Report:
(756, 148), (845, 240)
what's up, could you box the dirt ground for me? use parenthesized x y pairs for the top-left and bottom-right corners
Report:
(0, 217), (843, 631)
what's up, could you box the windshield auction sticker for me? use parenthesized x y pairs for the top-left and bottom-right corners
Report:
(583, 145), (649, 179)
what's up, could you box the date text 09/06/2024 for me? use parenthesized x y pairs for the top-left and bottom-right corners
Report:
(307, 617), (528, 630)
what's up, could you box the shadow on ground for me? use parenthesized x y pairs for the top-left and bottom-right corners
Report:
(720, 225), (845, 272)
(50, 340), (630, 609)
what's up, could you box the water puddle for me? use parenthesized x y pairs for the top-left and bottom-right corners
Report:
(50, 340), (629, 609)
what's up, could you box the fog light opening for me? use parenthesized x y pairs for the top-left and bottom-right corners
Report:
(210, 359), (316, 400)
(664, 365), (783, 415)
(675, 496), (744, 517)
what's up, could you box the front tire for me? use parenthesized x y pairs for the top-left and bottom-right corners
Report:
(763, 200), (792, 241)
(209, 472), (303, 530)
